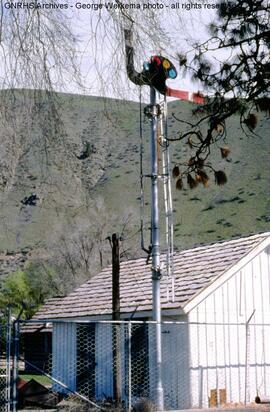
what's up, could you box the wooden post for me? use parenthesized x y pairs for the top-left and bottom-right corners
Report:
(112, 233), (121, 407)
(112, 233), (120, 321)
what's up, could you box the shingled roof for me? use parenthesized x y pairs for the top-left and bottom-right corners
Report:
(32, 232), (270, 320)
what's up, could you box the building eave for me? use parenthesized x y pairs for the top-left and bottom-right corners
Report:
(183, 235), (270, 314)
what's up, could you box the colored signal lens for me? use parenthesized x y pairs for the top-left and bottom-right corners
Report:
(163, 59), (170, 69)
(168, 69), (177, 79)
(143, 62), (150, 71)
(153, 56), (161, 66)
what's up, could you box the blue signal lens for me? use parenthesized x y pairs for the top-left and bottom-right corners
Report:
(168, 69), (177, 79)
(143, 62), (150, 71)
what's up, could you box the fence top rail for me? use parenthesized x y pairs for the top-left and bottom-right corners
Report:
(17, 319), (270, 327)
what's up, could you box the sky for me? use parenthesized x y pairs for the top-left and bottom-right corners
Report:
(0, 0), (222, 101)
(71, 0), (219, 100)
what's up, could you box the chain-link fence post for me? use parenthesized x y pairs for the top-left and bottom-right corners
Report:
(112, 323), (122, 408)
(245, 322), (249, 405)
(244, 311), (255, 405)
(5, 307), (12, 412)
(128, 322), (132, 411)
(11, 322), (19, 412)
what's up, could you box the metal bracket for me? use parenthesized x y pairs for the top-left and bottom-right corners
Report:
(144, 104), (161, 118)
(144, 173), (168, 179)
(152, 267), (162, 280)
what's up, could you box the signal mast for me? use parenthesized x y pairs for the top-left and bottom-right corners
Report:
(124, 30), (204, 410)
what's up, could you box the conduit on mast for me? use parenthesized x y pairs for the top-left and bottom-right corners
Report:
(159, 97), (175, 302)
(139, 89), (175, 301)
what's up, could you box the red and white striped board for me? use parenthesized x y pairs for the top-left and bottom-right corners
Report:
(167, 87), (205, 104)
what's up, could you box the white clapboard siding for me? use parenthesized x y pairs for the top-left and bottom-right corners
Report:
(95, 322), (114, 399)
(161, 320), (191, 409)
(188, 245), (270, 407)
(52, 322), (77, 393)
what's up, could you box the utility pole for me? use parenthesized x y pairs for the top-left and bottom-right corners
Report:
(150, 88), (164, 410)
(12, 321), (19, 412)
(124, 29), (165, 411)
(112, 233), (120, 321)
(111, 233), (121, 407)
(6, 306), (12, 412)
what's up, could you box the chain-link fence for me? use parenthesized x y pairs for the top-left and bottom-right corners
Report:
(17, 321), (155, 411)
(4, 320), (270, 411)
(0, 319), (12, 412)
(0, 325), (7, 412)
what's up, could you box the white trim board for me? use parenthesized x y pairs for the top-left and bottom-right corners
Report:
(183, 235), (270, 314)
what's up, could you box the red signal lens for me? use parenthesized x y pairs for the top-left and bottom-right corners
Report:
(152, 56), (161, 66)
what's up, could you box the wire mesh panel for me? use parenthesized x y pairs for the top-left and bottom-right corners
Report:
(16, 319), (270, 411)
(0, 323), (10, 412)
(18, 321), (154, 410)
(77, 323), (96, 399)
(0, 325), (6, 412)
(248, 323), (270, 403)
(187, 322), (247, 409)
(130, 323), (150, 400)
(161, 322), (190, 409)
(76, 322), (151, 408)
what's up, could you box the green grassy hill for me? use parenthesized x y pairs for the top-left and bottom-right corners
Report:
(0, 90), (269, 268)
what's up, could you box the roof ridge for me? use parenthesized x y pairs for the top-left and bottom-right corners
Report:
(98, 231), (270, 269)
(63, 231), (270, 291)
(176, 231), (270, 254)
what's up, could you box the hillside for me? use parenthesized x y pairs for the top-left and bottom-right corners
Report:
(0, 90), (269, 284)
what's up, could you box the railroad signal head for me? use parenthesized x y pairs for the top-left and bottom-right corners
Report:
(142, 55), (178, 94)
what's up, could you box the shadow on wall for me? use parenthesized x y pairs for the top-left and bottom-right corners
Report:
(161, 320), (191, 410)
